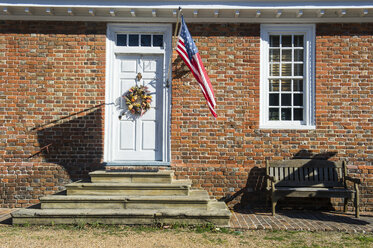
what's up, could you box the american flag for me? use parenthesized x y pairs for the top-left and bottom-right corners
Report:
(176, 16), (217, 117)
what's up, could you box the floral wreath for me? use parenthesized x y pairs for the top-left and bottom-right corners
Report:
(123, 85), (152, 116)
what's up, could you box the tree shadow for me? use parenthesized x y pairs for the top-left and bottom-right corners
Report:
(33, 107), (104, 181)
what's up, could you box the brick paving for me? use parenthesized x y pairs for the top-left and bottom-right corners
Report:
(1, 208), (372, 233)
(231, 210), (373, 233)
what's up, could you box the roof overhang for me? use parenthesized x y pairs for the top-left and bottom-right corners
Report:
(0, 1), (372, 23)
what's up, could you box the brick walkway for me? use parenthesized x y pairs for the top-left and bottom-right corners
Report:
(1, 208), (372, 233)
(231, 210), (373, 233)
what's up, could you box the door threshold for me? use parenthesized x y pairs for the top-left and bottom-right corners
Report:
(103, 161), (171, 167)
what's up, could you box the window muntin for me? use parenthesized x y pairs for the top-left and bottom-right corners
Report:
(116, 34), (164, 48)
(260, 24), (315, 129)
(268, 34), (304, 122)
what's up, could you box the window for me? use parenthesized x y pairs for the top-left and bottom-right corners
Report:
(116, 34), (164, 48)
(260, 24), (315, 129)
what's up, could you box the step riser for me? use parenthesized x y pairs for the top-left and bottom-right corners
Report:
(90, 176), (172, 184)
(41, 201), (208, 210)
(41, 202), (125, 209)
(66, 188), (189, 196)
(12, 216), (230, 227)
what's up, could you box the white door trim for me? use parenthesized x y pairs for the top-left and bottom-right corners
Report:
(104, 23), (172, 163)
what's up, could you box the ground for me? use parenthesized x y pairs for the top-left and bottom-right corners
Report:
(0, 224), (373, 248)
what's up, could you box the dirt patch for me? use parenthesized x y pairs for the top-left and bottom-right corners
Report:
(0, 225), (372, 248)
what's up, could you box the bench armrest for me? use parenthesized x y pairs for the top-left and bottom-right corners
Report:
(265, 174), (277, 183)
(345, 176), (361, 184)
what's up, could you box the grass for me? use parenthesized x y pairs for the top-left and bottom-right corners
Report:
(1, 224), (373, 248)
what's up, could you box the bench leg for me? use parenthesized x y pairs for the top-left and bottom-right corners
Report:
(343, 198), (348, 213)
(354, 184), (360, 218)
(272, 199), (277, 216)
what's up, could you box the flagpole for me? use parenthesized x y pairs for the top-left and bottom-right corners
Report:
(166, 7), (182, 88)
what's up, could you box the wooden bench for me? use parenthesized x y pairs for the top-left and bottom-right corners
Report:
(266, 159), (361, 218)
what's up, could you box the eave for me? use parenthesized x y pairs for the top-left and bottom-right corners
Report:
(0, 1), (372, 23)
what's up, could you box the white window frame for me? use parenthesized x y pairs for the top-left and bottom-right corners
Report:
(260, 24), (316, 130)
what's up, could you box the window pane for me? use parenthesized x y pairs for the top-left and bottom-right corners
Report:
(269, 108), (279, 120)
(153, 35), (163, 47)
(269, 94), (279, 106)
(269, 49), (280, 62)
(281, 64), (292, 76)
(270, 35), (280, 47)
(117, 34), (127, 46)
(282, 49), (292, 62)
(293, 80), (303, 91)
(281, 108), (292, 120)
(270, 64), (280, 76)
(294, 108), (303, 121)
(281, 94), (291, 106)
(281, 80), (291, 91)
(129, 34), (139, 46)
(141, 35), (151, 46)
(294, 64), (303, 76)
(294, 49), (303, 62)
(269, 80), (280, 92)
(282, 35), (292, 47)
(294, 35), (304, 47)
(294, 94), (303, 106)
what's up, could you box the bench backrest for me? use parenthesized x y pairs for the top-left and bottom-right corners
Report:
(266, 159), (346, 188)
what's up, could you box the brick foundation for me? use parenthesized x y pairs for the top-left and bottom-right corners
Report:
(0, 21), (372, 211)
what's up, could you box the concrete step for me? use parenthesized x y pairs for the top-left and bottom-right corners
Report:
(11, 202), (231, 227)
(89, 170), (174, 184)
(40, 190), (210, 210)
(65, 181), (192, 196)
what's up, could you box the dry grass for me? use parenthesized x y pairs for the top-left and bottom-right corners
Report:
(0, 224), (372, 248)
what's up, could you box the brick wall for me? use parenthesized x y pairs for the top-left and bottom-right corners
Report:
(170, 23), (373, 212)
(0, 21), (106, 207)
(0, 21), (372, 212)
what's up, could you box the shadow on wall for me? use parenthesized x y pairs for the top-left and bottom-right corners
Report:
(224, 150), (339, 211)
(32, 107), (104, 181)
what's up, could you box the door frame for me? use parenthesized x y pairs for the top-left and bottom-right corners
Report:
(104, 23), (172, 164)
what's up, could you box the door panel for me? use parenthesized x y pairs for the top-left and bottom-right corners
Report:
(111, 54), (163, 161)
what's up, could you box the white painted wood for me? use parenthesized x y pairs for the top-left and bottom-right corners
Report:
(104, 24), (172, 163)
(259, 24), (316, 130)
(112, 54), (163, 161)
(0, 1), (372, 23)
(2, 1), (372, 10)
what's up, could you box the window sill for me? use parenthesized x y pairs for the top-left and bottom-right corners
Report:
(259, 123), (316, 130)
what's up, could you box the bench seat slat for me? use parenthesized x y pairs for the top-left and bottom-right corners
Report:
(275, 187), (353, 192)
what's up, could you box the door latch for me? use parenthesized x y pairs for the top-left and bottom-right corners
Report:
(136, 72), (142, 81)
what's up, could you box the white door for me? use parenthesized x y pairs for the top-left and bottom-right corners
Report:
(110, 54), (163, 161)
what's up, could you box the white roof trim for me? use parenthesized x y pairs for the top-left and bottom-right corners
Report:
(0, 1), (372, 23)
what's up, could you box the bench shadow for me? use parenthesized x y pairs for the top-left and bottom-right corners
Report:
(278, 210), (370, 225)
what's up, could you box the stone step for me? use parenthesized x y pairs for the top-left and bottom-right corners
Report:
(11, 201), (231, 227)
(89, 170), (174, 184)
(40, 190), (210, 210)
(65, 181), (192, 196)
